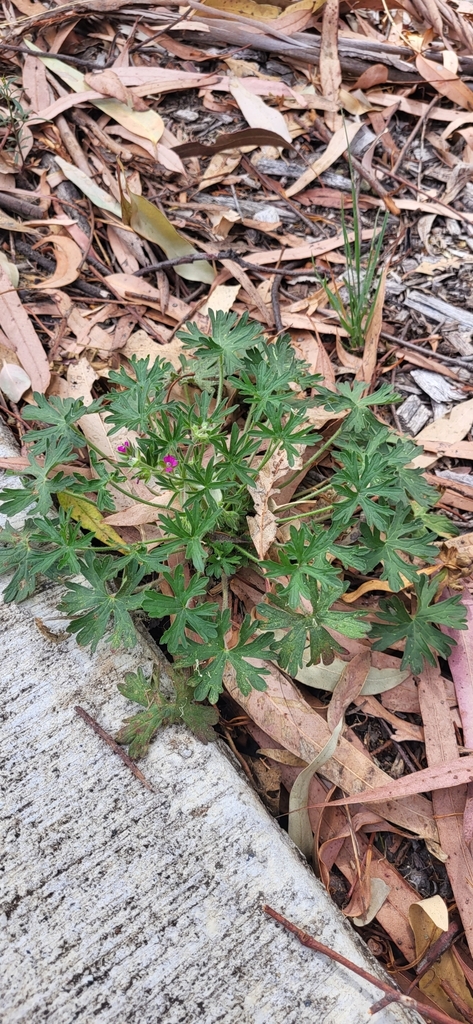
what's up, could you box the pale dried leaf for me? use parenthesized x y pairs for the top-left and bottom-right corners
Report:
(229, 77), (292, 142)
(0, 363), (31, 402)
(0, 266), (50, 392)
(412, 397), (473, 469)
(286, 121), (362, 197)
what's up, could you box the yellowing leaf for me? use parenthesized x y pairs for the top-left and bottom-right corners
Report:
(295, 656), (411, 696)
(58, 492), (128, 552)
(94, 98), (164, 146)
(55, 156), (121, 216)
(26, 43), (164, 146)
(120, 183), (215, 285)
(201, 0), (281, 19)
(409, 898), (473, 1020)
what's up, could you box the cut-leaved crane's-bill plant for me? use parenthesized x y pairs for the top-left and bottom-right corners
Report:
(0, 311), (466, 755)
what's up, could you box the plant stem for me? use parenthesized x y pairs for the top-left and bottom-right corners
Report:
(216, 354), (224, 407)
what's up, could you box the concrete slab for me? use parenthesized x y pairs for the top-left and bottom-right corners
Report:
(0, 580), (424, 1024)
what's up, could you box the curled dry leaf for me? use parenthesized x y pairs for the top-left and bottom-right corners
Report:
(0, 266), (50, 393)
(409, 897), (473, 1014)
(247, 447), (303, 559)
(0, 363), (31, 402)
(31, 235), (83, 290)
(288, 650), (372, 859)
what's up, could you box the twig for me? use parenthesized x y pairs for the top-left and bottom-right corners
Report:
(0, 40), (117, 68)
(392, 94), (439, 175)
(370, 921), (460, 1014)
(74, 706), (155, 792)
(0, 190), (45, 220)
(381, 331), (473, 369)
(271, 274), (283, 334)
(133, 251), (315, 278)
(262, 906), (462, 1024)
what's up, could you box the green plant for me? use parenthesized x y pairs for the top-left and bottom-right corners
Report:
(315, 184), (389, 351)
(0, 310), (466, 754)
(0, 77), (30, 157)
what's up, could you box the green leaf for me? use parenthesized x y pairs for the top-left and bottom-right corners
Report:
(158, 503), (220, 572)
(251, 411), (321, 467)
(0, 440), (75, 517)
(177, 610), (274, 703)
(121, 187), (215, 284)
(141, 564), (219, 652)
(103, 355), (174, 435)
(261, 523), (342, 609)
(22, 391), (103, 453)
(116, 666), (218, 755)
(372, 575), (467, 673)
(178, 310), (265, 376)
(0, 509), (94, 602)
(357, 509), (439, 591)
(59, 553), (144, 652)
(257, 583), (369, 676)
(315, 380), (400, 433)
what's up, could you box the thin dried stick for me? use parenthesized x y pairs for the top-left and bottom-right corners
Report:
(74, 706), (155, 792)
(262, 906), (462, 1024)
(392, 94), (439, 175)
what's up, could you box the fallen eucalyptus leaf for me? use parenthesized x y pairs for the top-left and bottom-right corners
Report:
(0, 362), (31, 401)
(120, 184), (215, 284)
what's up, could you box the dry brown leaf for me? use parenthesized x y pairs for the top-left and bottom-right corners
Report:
(31, 235), (83, 290)
(416, 55), (473, 112)
(357, 264), (387, 385)
(247, 447), (303, 558)
(320, 0), (342, 132)
(22, 55), (50, 112)
(221, 258), (273, 324)
(229, 78), (292, 141)
(247, 227), (376, 265)
(411, 397), (473, 470)
(442, 588), (473, 841)
(251, 722), (420, 960)
(286, 121), (362, 197)
(410, 897), (473, 1014)
(273, 0), (318, 34)
(418, 666), (473, 957)
(0, 265), (50, 392)
(336, 333), (362, 371)
(84, 69), (130, 104)
(311, 754), (473, 810)
(327, 649), (371, 732)
(223, 661), (439, 842)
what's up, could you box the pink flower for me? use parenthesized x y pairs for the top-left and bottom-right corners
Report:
(117, 440), (130, 454)
(163, 454), (178, 473)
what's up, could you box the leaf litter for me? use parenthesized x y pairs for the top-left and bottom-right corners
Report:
(4, 0), (473, 1010)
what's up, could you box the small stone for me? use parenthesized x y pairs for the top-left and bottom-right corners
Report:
(173, 109), (199, 122)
